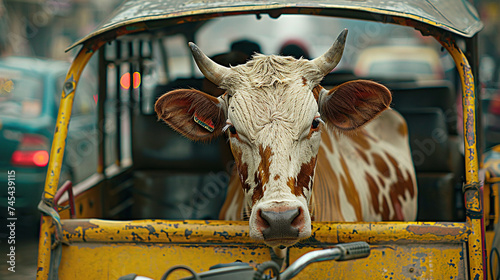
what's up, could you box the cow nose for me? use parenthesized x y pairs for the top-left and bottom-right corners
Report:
(257, 208), (303, 240)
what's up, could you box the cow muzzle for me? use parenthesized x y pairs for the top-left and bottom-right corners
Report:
(251, 203), (310, 247)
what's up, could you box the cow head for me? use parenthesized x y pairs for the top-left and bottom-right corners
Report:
(155, 29), (391, 248)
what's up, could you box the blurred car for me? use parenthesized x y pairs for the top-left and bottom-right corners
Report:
(0, 56), (97, 221)
(354, 45), (445, 80)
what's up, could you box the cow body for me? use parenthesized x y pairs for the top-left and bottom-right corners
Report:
(155, 29), (417, 248)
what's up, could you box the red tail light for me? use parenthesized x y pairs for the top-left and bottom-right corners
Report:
(11, 150), (49, 167)
(11, 134), (50, 167)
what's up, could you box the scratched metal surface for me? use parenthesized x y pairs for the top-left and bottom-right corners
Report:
(57, 219), (468, 279)
(67, 0), (483, 51)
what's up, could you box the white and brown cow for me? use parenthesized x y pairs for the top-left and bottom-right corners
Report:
(155, 29), (417, 248)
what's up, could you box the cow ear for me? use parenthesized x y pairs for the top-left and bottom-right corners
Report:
(155, 89), (227, 141)
(319, 80), (391, 130)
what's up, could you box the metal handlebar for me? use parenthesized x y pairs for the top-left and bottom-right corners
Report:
(118, 242), (371, 280)
(277, 242), (370, 280)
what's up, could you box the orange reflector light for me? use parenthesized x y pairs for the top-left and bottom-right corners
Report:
(120, 72), (141, 90)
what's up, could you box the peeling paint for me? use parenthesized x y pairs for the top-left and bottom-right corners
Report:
(185, 228), (193, 239)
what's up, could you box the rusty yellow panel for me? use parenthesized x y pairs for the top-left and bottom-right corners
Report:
(58, 243), (270, 279)
(56, 241), (467, 279)
(56, 219), (472, 279)
(288, 244), (466, 279)
(62, 219), (469, 244)
(312, 222), (469, 243)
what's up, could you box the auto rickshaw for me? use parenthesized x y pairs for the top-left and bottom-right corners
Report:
(37, 0), (494, 279)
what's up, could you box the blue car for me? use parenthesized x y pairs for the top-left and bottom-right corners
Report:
(0, 56), (97, 224)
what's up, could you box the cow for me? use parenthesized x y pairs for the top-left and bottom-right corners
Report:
(155, 29), (417, 250)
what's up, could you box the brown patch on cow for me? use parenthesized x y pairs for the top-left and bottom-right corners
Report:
(321, 131), (334, 153)
(219, 169), (245, 220)
(312, 148), (345, 221)
(385, 153), (416, 220)
(355, 147), (369, 164)
(381, 198), (391, 220)
(274, 174), (280, 181)
(365, 173), (380, 214)
(385, 154), (415, 196)
(288, 157), (317, 197)
(252, 145), (273, 205)
(398, 122), (408, 136)
(377, 176), (385, 187)
(372, 153), (390, 178)
(387, 169), (415, 220)
(257, 145), (273, 186)
(339, 157), (362, 221)
(252, 172), (265, 205)
(302, 76), (308, 86)
(366, 171), (393, 220)
(312, 85), (323, 101)
(287, 177), (296, 195)
(347, 131), (371, 150)
(230, 144), (250, 193)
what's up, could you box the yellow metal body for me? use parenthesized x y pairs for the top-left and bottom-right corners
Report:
(37, 43), (105, 280)
(57, 219), (468, 279)
(440, 38), (484, 280)
(37, 8), (487, 280)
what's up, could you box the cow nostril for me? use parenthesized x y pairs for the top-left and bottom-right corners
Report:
(291, 207), (303, 228)
(257, 209), (270, 228)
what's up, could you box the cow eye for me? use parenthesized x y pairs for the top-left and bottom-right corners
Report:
(311, 119), (320, 129)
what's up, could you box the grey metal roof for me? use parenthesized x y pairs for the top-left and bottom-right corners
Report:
(67, 0), (483, 51)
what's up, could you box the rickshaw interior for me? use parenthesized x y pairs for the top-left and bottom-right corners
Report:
(73, 14), (468, 224)
(44, 2), (493, 278)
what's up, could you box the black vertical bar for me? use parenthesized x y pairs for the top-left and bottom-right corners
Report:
(138, 40), (144, 114)
(98, 46), (108, 218)
(115, 41), (122, 167)
(129, 41), (136, 117)
(128, 41), (136, 163)
(98, 46), (107, 175)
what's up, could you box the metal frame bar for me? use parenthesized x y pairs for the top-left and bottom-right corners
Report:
(115, 41), (123, 167)
(37, 41), (106, 280)
(61, 219), (470, 244)
(440, 37), (485, 280)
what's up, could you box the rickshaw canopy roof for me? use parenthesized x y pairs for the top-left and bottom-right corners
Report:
(67, 0), (483, 51)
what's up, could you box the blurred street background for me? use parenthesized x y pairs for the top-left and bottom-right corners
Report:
(0, 1), (123, 279)
(0, 0), (500, 279)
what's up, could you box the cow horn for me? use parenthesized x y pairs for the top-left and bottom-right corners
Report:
(189, 42), (231, 86)
(312, 29), (348, 76)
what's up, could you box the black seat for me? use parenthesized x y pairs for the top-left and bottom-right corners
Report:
(399, 107), (463, 221)
(391, 81), (457, 135)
